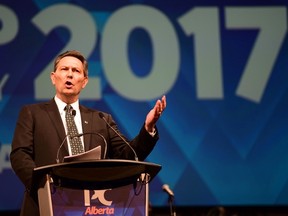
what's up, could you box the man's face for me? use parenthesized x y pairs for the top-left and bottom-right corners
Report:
(50, 56), (88, 102)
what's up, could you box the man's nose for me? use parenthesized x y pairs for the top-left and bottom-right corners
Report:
(67, 69), (73, 77)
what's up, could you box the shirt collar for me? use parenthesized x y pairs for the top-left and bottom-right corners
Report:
(54, 96), (80, 114)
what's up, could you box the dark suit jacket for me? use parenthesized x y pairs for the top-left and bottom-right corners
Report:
(10, 99), (158, 216)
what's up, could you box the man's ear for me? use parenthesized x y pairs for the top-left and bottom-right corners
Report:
(82, 77), (89, 89)
(50, 72), (55, 85)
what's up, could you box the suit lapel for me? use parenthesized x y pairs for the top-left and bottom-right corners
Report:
(45, 99), (68, 153)
(44, 100), (94, 154)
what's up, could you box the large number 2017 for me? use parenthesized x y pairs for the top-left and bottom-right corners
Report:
(0, 4), (286, 103)
(178, 7), (286, 103)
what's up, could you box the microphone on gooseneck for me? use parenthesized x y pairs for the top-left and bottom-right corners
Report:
(98, 112), (139, 161)
(56, 134), (70, 163)
(71, 132), (108, 159)
(55, 108), (77, 163)
(56, 132), (108, 163)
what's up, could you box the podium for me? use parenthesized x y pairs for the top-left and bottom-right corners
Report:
(32, 159), (161, 216)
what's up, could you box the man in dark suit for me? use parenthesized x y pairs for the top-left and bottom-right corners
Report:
(10, 50), (166, 216)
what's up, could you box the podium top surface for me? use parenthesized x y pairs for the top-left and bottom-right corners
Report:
(33, 159), (161, 190)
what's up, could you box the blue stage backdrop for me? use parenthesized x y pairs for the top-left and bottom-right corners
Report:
(0, 0), (288, 211)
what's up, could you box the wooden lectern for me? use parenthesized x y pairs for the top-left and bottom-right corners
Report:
(32, 159), (161, 216)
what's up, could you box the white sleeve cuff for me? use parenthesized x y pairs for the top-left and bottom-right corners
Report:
(148, 128), (157, 137)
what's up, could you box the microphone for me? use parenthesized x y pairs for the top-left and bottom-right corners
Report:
(71, 109), (76, 116)
(162, 184), (174, 197)
(98, 112), (138, 161)
(162, 184), (176, 216)
(72, 132), (108, 159)
(56, 134), (70, 163)
(56, 132), (108, 163)
(56, 108), (77, 163)
(65, 105), (76, 116)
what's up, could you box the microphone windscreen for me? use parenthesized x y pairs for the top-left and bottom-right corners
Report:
(71, 110), (76, 116)
(162, 184), (174, 196)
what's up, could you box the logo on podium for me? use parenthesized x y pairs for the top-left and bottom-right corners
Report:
(84, 189), (115, 215)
